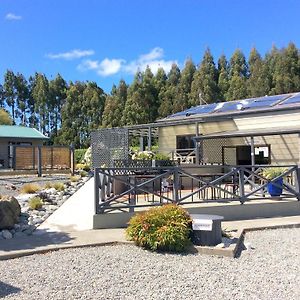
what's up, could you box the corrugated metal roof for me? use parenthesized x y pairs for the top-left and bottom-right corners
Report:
(0, 125), (49, 139)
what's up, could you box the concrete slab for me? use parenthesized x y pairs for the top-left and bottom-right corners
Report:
(0, 228), (127, 260)
(39, 178), (95, 232)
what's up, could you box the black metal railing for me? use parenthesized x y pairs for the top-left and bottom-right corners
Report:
(94, 165), (300, 214)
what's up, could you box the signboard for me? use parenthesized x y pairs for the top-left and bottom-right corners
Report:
(192, 219), (213, 231)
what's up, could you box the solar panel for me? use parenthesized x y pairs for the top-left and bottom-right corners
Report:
(188, 103), (218, 114)
(279, 93), (300, 105)
(242, 95), (287, 109)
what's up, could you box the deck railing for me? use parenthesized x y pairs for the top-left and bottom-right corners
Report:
(94, 165), (300, 214)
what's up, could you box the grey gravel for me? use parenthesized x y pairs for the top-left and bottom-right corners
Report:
(0, 227), (300, 300)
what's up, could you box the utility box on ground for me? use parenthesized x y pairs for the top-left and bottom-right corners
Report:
(191, 214), (224, 246)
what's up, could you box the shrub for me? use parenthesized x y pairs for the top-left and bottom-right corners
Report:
(44, 182), (52, 189)
(132, 150), (155, 160)
(75, 149), (87, 164)
(80, 170), (88, 177)
(44, 182), (65, 191)
(53, 182), (65, 191)
(76, 163), (91, 172)
(38, 191), (51, 202)
(126, 204), (192, 252)
(20, 183), (41, 194)
(261, 167), (287, 179)
(28, 197), (43, 210)
(153, 153), (170, 161)
(70, 175), (80, 182)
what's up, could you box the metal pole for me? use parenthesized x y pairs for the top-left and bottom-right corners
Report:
(239, 167), (245, 204)
(70, 145), (75, 176)
(94, 168), (100, 214)
(139, 136), (144, 151)
(147, 127), (152, 151)
(37, 146), (42, 177)
(195, 122), (200, 165)
(250, 136), (255, 187)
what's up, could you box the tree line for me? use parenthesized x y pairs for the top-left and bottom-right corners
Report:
(1, 43), (300, 148)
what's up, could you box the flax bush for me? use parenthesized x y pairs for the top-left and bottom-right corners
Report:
(126, 204), (192, 253)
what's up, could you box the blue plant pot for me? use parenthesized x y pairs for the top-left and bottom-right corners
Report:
(267, 178), (283, 196)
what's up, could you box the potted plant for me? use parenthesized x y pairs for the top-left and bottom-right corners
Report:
(261, 167), (287, 196)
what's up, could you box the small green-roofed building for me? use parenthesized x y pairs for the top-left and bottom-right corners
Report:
(0, 125), (48, 168)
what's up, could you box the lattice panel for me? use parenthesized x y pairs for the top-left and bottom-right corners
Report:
(223, 147), (237, 165)
(202, 138), (229, 164)
(91, 128), (129, 168)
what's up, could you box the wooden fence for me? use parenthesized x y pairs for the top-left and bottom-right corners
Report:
(13, 145), (74, 176)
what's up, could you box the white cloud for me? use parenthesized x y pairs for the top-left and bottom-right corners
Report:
(5, 13), (22, 20)
(124, 47), (177, 74)
(78, 58), (125, 76)
(46, 49), (95, 60)
(77, 47), (177, 77)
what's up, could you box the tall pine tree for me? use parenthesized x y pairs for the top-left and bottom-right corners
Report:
(217, 54), (230, 101)
(190, 49), (219, 106)
(226, 49), (248, 100)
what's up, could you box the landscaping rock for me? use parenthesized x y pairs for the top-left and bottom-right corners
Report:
(2, 229), (13, 239)
(0, 196), (21, 229)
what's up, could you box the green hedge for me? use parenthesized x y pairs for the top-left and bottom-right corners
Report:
(75, 149), (87, 164)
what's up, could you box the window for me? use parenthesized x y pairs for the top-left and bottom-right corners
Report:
(176, 135), (195, 150)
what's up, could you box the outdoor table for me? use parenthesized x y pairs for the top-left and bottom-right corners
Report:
(190, 214), (224, 246)
(180, 173), (224, 200)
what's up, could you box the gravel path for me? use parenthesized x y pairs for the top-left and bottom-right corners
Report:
(0, 228), (300, 300)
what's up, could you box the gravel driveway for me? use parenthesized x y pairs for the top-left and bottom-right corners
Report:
(0, 227), (299, 300)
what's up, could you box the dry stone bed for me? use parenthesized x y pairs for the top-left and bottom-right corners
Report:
(0, 176), (90, 240)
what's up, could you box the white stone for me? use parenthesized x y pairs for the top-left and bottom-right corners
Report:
(244, 242), (252, 250)
(45, 188), (56, 194)
(15, 194), (37, 202)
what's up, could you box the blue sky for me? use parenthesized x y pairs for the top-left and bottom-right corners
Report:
(1, 0), (300, 93)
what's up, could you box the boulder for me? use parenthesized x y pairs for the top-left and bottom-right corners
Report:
(0, 196), (21, 229)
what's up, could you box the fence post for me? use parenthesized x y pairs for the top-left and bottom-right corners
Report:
(173, 168), (179, 203)
(12, 145), (16, 170)
(295, 166), (300, 201)
(94, 168), (100, 214)
(239, 167), (245, 204)
(70, 145), (75, 176)
(37, 146), (42, 177)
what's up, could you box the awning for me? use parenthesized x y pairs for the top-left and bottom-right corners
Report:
(194, 126), (300, 141)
